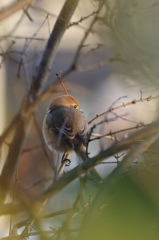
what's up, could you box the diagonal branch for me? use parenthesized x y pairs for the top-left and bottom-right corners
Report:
(30, 0), (80, 99)
(1, 119), (159, 217)
(44, 120), (159, 199)
(0, 0), (80, 203)
(88, 94), (159, 125)
(0, 114), (20, 147)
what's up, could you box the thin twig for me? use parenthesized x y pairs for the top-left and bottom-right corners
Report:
(0, 41), (15, 67)
(0, 0), (33, 22)
(90, 122), (149, 142)
(56, 71), (68, 95)
(0, 0), (80, 204)
(27, 3), (104, 110)
(30, 0), (80, 99)
(88, 94), (159, 125)
(42, 208), (72, 219)
(19, 198), (48, 238)
(66, 2), (104, 73)
(80, 134), (159, 226)
(23, 6), (33, 21)
(68, 10), (100, 28)
(91, 133), (116, 141)
(19, 153), (71, 237)
(17, 13), (50, 77)
(55, 176), (87, 239)
(76, 59), (108, 71)
(44, 120), (159, 199)
(31, 5), (57, 18)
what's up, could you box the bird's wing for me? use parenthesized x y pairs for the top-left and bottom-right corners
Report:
(56, 125), (75, 139)
(78, 127), (88, 147)
(50, 113), (75, 149)
(55, 124), (75, 149)
(47, 107), (87, 150)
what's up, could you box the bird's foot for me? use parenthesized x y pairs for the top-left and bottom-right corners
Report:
(61, 158), (71, 166)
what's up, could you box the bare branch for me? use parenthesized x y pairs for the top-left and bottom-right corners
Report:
(0, 113), (31, 202)
(30, 0), (80, 99)
(44, 120), (159, 199)
(0, 0), (80, 204)
(76, 59), (108, 71)
(0, 114), (20, 147)
(0, 41), (15, 67)
(23, 6), (34, 22)
(68, 10), (100, 29)
(88, 94), (159, 125)
(64, 1), (105, 75)
(0, 0), (34, 22)
(90, 122), (149, 142)
(56, 71), (69, 95)
(111, 94), (159, 111)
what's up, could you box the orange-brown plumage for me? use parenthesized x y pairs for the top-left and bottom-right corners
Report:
(42, 95), (88, 157)
(42, 95), (101, 181)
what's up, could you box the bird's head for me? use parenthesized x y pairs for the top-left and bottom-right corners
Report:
(48, 95), (80, 112)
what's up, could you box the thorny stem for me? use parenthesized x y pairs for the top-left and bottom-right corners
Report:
(88, 94), (159, 125)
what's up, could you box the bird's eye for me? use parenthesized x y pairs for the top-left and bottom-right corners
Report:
(74, 105), (77, 109)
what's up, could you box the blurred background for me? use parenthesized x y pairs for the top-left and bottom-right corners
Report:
(0, 0), (159, 239)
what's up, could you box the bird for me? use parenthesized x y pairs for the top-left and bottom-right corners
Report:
(42, 95), (101, 181)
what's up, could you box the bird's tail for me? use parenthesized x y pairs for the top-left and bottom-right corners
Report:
(78, 151), (102, 182)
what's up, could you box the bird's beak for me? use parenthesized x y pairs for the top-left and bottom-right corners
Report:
(80, 108), (84, 113)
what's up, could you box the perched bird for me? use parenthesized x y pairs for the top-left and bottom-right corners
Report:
(42, 95), (101, 181)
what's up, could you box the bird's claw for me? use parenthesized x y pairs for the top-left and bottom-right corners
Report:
(61, 158), (71, 166)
